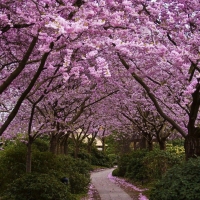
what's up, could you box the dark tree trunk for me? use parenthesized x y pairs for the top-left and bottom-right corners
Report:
(87, 142), (92, 154)
(102, 137), (105, 153)
(26, 143), (32, 173)
(147, 134), (153, 151)
(184, 130), (200, 160)
(26, 137), (34, 173)
(185, 84), (200, 159)
(148, 140), (153, 151)
(159, 140), (166, 150)
(59, 140), (64, 154)
(74, 145), (79, 158)
(134, 141), (137, 151)
(87, 131), (98, 153)
(50, 135), (58, 154)
(63, 136), (69, 155)
(140, 132), (147, 149)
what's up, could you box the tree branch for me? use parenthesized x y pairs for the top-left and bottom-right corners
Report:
(118, 53), (187, 138)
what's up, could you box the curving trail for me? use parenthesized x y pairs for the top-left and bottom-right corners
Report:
(90, 168), (134, 200)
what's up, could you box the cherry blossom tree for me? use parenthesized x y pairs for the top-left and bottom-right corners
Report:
(1, 0), (200, 161)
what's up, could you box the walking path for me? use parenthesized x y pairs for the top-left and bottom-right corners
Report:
(90, 168), (134, 200)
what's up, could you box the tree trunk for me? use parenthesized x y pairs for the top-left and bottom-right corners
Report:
(147, 134), (153, 151)
(87, 142), (92, 154)
(87, 135), (97, 154)
(140, 132), (147, 149)
(50, 135), (58, 154)
(159, 140), (166, 150)
(134, 141), (137, 151)
(102, 137), (106, 153)
(74, 145), (79, 158)
(184, 130), (200, 160)
(26, 139), (33, 173)
(63, 136), (69, 155)
(185, 84), (200, 159)
(59, 140), (64, 154)
(148, 140), (153, 151)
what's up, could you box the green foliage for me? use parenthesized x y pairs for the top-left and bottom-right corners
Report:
(69, 172), (90, 194)
(105, 132), (132, 155)
(116, 145), (184, 183)
(105, 134), (117, 155)
(91, 148), (111, 167)
(168, 139), (184, 147)
(32, 151), (61, 173)
(0, 141), (91, 198)
(56, 155), (91, 194)
(57, 155), (91, 175)
(125, 150), (148, 181)
(112, 168), (119, 176)
(2, 173), (76, 200)
(142, 147), (184, 180)
(116, 150), (148, 178)
(107, 153), (118, 165)
(32, 138), (49, 152)
(117, 154), (132, 176)
(0, 142), (27, 193)
(150, 157), (200, 200)
(77, 151), (92, 163)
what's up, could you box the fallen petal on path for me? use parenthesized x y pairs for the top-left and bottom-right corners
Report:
(108, 172), (149, 199)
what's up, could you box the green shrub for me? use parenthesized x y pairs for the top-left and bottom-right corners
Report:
(0, 142), (91, 197)
(91, 149), (111, 167)
(57, 156), (91, 194)
(142, 148), (184, 180)
(32, 151), (61, 173)
(112, 168), (119, 176)
(150, 157), (200, 200)
(117, 154), (132, 177)
(125, 150), (148, 181)
(69, 172), (90, 194)
(32, 138), (49, 152)
(117, 150), (148, 178)
(33, 154), (91, 195)
(116, 147), (184, 183)
(0, 142), (26, 193)
(168, 139), (184, 147)
(2, 173), (76, 200)
(57, 155), (91, 175)
(108, 154), (118, 165)
(77, 151), (92, 162)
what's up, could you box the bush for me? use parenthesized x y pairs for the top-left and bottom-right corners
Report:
(108, 154), (118, 166)
(125, 150), (148, 181)
(32, 138), (49, 152)
(142, 148), (184, 180)
(0, 142), (91, 197)
(112, 168), (119, 176)
(91, 148), (111, 167)
(117, 150), (147, 178)
(0, 142), (27, 193)
(77, 151), (92, 162)
(57, 155), (91, 175)
(2, 173), (76, 200)
(32, 151), (61, 173)
(57, 155), (91, 194)
(69, 172), (90, 194)
(116, 147), (184, 183)
(33, 154), (91, 195)
(150, 157), (200, 200)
